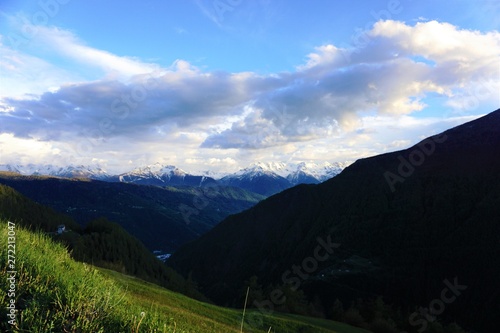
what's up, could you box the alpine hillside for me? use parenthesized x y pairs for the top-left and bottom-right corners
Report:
(0, 173), (264, 252)
(169, 109), (500, 333)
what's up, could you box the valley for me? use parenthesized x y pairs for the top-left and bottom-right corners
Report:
(169, 109), (500, 333)
(0, 173), (264, 252)
(1, 110), (498, 332)
(0, 3), (497, 331)
(0, 220), (369, 332)
(0, 161), (350, 196)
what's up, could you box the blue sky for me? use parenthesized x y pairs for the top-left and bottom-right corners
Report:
(0, 0), (499, 173)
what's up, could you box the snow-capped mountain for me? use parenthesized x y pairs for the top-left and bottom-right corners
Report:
(0, 161), (350, 195)
(0, 164), (111, 180)
(217, 161), (351, 196)
(223, 161), (349, 181)
(218, 162), (291, 196)
(118, 163), (216, 187)
(287, 161), (350, 183)
(228, 162), (288, 177)
(220, 161), (349, 181)
(0, 164), (22, 173)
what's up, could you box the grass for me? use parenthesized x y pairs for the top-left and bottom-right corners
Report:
(0, 220), (371, 332)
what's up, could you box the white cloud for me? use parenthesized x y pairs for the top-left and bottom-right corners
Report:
(369, 20), (500, 64)
(1, 15), (160, 97)
(298, 44), (350, 72)
(0, 19), (498, 172)
(0, 133), (63, 165)
(32, 25), (158, 79)
(201, 20), (499, 148)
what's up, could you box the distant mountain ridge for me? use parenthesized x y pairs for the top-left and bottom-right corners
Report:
(0, 161), (350, 196)
(118, 163), (216, 187)
(223, 161), (348, 181)
(0, 173), (264, 252)
(217, 161), (349, 195)
(0, 164), (111, 180)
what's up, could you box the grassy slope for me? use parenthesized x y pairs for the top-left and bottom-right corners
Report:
(0, 221), (369, 333)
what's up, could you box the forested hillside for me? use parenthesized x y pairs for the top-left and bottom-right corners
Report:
(170, 110), (500, 333)
(0, 173), (264, 251)
(1, 221), (369, 332)
(0, 184), (204, 299)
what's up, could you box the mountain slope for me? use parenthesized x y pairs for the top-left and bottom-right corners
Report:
(0, 221), (370, 333)
(0, 180), (80, 232)
(0, 161), (349, 197)
(0, 174), (264, 252)
(219, 167), (292, 196)
(0, 183), (205, 297)
(0, 164), (112, 180)
(169, 109), (500, 332)
(218, 161), (348, 196)
(118, 163), (216, 187)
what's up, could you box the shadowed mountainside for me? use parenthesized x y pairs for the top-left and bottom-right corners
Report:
(169, 109), (500, 332)
(0, 183), (205, 298)
(0, 174), (264, 252)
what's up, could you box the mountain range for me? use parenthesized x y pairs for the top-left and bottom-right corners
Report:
(169, 109), (500, 332)
(0, 164), (111, 180)
(117, 164), (216, 187)
(2, 109), (498, 332)
(0, 161), (348, 252)
(0, 173), (264, 252)
(218, 161), (349, 196)
(0, 161), (350, 196)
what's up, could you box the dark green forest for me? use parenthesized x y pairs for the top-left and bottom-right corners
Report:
(169, 110), (500, 333)
(0, 173), (264, 252)
(2, 110), (499, 333)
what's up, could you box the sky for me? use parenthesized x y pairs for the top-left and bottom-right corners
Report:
(0, 0), (499, 174)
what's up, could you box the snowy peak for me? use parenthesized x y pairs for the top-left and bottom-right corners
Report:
(218, 161), (350, 196)
(231, 162), (288, 178)
(0, 164), (21, 173)
(290, 161), (350, 182)
(249, 161), (288, 173)
(227, 161), (350, 183)
(45, 165), (110, 179)
(0, 160), (350, 194)
(118, 163), (215, 187)
(120, 163), (187, 180)
(0, 164), (111, 180)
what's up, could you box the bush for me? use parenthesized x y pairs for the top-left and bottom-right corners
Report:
(370, 318), (399, 333)
(343, 307), (366, 328)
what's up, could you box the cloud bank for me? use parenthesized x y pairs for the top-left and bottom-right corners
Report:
(0, 19), (498, 172)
